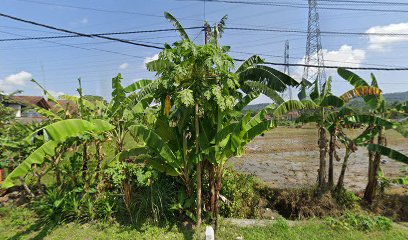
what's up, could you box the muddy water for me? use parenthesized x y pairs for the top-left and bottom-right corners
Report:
(230, 126), (408, 191)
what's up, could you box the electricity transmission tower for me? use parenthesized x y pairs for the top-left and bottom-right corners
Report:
(302, 0), (326, 89)
(283, 40), (292, 100)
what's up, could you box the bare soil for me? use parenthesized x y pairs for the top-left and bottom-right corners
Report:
(231, 126), (408, 192)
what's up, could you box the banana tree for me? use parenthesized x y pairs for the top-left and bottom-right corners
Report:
(146, 12), (302, 225)
(298, 75), (382, 191)
(2, 119), (114, 190)
(122, 108), (197, 219)
(338, 69), (407, 202)
(200, 99), (315, 227)
(297, 77), (345, 191)
(335, 115), (384, 190)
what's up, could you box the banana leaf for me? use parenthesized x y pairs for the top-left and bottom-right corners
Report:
(367, 144), (408, 164)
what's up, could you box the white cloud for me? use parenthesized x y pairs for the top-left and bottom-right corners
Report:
(0, 71), (33, 92)
(143, 54), (159, 69)
(70, 17), (89, 27)
(119, 62), (129, 69)
(292, 45), (366, 82)
(80, 18), (88, 24)
(48, 90), (65, 98)
(366, 22), (408, 50)
(323, 45), (366, 68)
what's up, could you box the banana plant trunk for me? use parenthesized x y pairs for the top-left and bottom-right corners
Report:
(328, 128), (337, 189)
(336, 146), (352, 191)
(52, 155), (62, 186)
(318, 126), (328, 191)
(209, 162), (216, 219)
(32, 164), (44, 194)
(364, 127), (384, 203)
(117, 138), (133, 222)
(195, 102), (202, 226)
(82, 143), (88, 182)
(19, 177), (35, 198)
(213, 167), (222, 230)
(95, 141), (103, 184)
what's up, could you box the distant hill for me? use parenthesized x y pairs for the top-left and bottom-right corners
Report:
(383, 91), (408, 103)
(244, 103), (270, 111)
(243, 91), (408, 111)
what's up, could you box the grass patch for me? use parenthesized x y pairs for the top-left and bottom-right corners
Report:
(1, 205), (407, 240)
(213, 220), (407, 240)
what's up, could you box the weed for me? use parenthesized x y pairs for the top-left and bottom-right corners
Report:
(274, 216), (289, 229)
(219, 169), (263, 218)
(326, 212), (392, 231)
(333, 188), (361, 209)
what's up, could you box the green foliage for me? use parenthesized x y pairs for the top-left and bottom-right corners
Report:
(367, 144), (408, 164)
(274, 216), (290, 229)
(33, 186), (116, 225)
(326, 212), (392, 232)
(164, 12), (190, 41)
(2, 119), (114, 189)
(1, 205), (406, 240)
(4, 13), (407, 237)
(0, 103), (15, 125)
(0, 121), (37, 169)
(333, 188), (361, 209)
(219, 170), (262, 218)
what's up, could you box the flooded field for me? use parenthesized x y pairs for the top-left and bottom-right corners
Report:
(231, 126), (408, 191)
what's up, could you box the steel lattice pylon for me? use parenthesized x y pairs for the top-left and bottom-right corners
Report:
(302, 0), (326, 89)
(282, 40), (293, 100)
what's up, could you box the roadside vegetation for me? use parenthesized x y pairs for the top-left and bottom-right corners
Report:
(1, 12), (407, 239)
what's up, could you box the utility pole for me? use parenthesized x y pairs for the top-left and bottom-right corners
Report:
(283, 40), (292, 100)
(302, 0), (326, 90)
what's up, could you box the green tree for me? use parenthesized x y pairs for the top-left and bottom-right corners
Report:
(141, 12), (300, 227)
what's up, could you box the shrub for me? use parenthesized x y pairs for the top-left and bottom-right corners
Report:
(333, 188), (361, 209)
(274, 216), (289, 229)
(326, 212), (392, 231)
(267, 188), (343, 219)
(219, 169), (263, 218)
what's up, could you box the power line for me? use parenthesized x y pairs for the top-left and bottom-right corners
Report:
(0, 27), (200, 42)
(0, 35), (179, 51)
(317, 0), (408, 6)
(1, 12), (408, 71)
(230, 50), (405, 68)
(16, 0), (161, 17)
(1, 25), (406, 44)
(224, 27), (408, 37)
(233, 58), (408, 71)
(0, 12), (202, 48)
(0, 30), (148, 59)
(187, 0), (408, 13)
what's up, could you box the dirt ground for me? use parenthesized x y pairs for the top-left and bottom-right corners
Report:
(231, 126), (408, 191)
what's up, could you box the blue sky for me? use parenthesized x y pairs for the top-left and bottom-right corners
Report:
(0, 0), (407, 103)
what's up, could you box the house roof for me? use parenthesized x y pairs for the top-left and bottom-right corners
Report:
(6, 95), (79, 116)
(9, 96), (52, 109)
(49, 99), (78, 114)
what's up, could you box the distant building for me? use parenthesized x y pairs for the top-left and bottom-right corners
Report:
(2, 96), (76, 123)
(265, 110), (300, 121)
